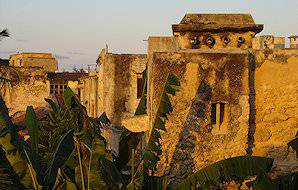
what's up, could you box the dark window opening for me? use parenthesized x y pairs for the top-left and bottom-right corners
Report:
(211, 104), (217, 124)
(78, 88), (81, 98)
(137, 77), (144, 98)
(220, 103), (225, 125)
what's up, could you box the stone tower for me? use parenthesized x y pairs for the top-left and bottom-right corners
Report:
(172, 14), (263, 50)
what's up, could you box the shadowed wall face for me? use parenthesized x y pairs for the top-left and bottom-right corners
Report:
(148, 51), (250, 183)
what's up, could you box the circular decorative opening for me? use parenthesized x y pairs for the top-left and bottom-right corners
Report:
(190, 37), (200, 45)
(238, 37), (245, 44)
(206, 37), (215, 46)
(223, 37), (230, 44)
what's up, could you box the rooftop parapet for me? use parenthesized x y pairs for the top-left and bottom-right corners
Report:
(172, 14), (263, 33)
(172, 14), (263, 50)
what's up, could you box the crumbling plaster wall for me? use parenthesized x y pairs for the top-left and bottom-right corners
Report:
(148, 51), (250, 184)
(102, 53), (147, 126)
(10, 53), (58, 72)
(7, 68), (50, 115)
(253, 49), (298, 177)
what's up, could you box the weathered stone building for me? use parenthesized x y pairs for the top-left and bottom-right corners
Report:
(1, 53), (56, 115)
(289, 35), (298, 49)
(47, 72), (87, 96)
(0, 67), (50, 115)
(1, 52), (89, 115)
(78, 49), (147, 153)
(252, 35), (285, 50)
(85, 13), (297, 184)
(9, 52), (58, 72)
(79, 49), (147, 120)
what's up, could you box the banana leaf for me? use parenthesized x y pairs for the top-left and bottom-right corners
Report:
(0, 146), (26, 190)
(177, 156), (274, 190)
(98, 156), (125, 189)
(127, 72), (180, 188)
(25, 106), (39, 158)
(143, 72), (180, 173)
(44, 98), (58, 112)
(43, 128), (75, 189)
(0, 96), (31, 188)
(116, 130), (144, 171)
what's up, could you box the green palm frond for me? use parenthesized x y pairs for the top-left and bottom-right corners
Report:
(143, 73), (180, 173)
(177, 156), (274, 190)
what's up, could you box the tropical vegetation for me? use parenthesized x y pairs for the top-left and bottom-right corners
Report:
(0, 50), (297, 189)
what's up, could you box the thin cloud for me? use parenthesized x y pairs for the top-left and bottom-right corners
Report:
(16, 39), (30, 43)
(68, 52), (88, 55)
(0, 50), (18, 54)
(53, 54), (70, 60)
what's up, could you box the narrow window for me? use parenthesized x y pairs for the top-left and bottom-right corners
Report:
(220, 103), (225, 125)
(78, 88), (81, 98)
(137, 77), (144, 98)
(211, 103), (226, 126)
(211, 104), (217, 125)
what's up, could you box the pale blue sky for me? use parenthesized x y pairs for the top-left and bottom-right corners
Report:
(0, 0), (297, 71)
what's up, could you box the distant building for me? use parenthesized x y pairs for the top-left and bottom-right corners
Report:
(289, 36), (298, 49)
(9, 52), (58, 72)
(47, 72), (87, 95)
(252, 35), (285, 49)
(79, 49), (146, 119)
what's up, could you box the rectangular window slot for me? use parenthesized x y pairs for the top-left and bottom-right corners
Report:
(137, 77), (144, 98)
(211, 102), (227, 134)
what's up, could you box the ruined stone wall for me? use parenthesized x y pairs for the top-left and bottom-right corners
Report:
(6, 68), (50, 115)
(147, 37), (179, 54)
(10, 53), (58, 72)
(98, 65), (104, 115)
(289, 37), (298, 49)
(22, 58), (57, 72)
(148, 51), (250, 184)
(102, 53), (147, 126)
(252, 36), (285, 50)
(253, 49), (298, 177)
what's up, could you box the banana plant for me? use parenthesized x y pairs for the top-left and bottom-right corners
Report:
(90, 71), (181, 189)
(176, 133), (298, 190)
(177, 156), (274, 190)
(0, 93), (77, 189)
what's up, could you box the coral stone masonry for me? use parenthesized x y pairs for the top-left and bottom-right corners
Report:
(0, 13), (297, 186)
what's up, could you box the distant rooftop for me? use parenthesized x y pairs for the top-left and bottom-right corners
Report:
(172, 13), (263, 33)
(10, 52), (54, 58)
(180, 14), (255, 25)
(47, 72), (88, 82)
(288, 35), (298, 38)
